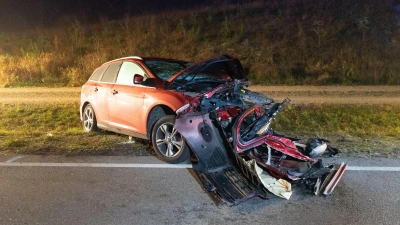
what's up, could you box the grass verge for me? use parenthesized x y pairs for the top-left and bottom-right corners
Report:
(272, 104), (400, 157)
(0, 102), (399, 157)
(1, 0), (399, 87)
(0, 102), (154, 156)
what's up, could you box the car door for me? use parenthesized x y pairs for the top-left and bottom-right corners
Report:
(90, 62), (121, 125)
(107, 61), (147, 133)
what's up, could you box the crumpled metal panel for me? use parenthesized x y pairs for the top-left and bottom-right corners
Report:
(175, 112), (267, 205)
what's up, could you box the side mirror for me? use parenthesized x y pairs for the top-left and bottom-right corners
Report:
(133, 74), (144, 84)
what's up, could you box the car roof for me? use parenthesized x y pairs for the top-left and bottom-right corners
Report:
(102, 56), (143, 65)
(102, 56), (190, 66)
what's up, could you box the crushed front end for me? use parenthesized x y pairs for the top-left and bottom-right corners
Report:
(175, 80), (347, 205)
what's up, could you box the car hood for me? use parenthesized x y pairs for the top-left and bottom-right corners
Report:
(165, 55), (246, 89)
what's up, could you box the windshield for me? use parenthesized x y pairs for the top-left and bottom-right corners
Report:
(173, 71), (231, 83)
(144, 60), (190, 81)
(172, 71), (229, 90)
(170, 60), (234, 91)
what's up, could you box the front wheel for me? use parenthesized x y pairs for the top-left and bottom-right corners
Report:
(151, 115), (190, 164)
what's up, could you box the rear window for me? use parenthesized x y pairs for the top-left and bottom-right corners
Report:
(101, 62), (122, 83)
(89, 66), (108, 81)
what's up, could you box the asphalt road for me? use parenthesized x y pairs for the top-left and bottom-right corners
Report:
(1, 155), (400, 225)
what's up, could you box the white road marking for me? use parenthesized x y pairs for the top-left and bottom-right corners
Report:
(0, 162), (192, 168)
(346, 166), (400, 171)
(4, 155), (24, 163)
(0, 162), (399, 171)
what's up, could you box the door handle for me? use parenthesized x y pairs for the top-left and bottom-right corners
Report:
(112, 89), (118, 95)
(94, 87), (98, 92)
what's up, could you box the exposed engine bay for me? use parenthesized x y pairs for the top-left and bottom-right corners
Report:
(175, 79), (347, 206)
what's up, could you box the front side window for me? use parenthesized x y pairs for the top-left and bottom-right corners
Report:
(116, 61), (146, 85)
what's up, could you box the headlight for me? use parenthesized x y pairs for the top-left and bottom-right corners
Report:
(176, 103), (190, 114)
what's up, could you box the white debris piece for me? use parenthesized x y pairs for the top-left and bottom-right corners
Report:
(247, 159), (292, 200)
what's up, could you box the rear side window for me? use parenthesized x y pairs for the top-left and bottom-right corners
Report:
(89, 66), (108, 81)
(116, 61), (146, 85)
(101, 62), (122, 83)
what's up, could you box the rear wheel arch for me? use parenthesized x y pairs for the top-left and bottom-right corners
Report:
(81, 102), (91, 118)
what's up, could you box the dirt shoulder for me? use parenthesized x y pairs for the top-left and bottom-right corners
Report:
(0, 87), (80, 104)
(249, 85), (400, 105)
(1, 86), (399, 105)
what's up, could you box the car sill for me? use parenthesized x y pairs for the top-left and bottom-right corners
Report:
(97, 123), (148, 140)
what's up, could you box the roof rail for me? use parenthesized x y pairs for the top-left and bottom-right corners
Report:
(103, 56), (143, 64)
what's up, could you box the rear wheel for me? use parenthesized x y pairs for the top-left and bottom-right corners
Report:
(151, 115), (189, 164)
(83, 104), (97, 132)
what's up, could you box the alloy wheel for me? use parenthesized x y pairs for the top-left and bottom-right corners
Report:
(155, 122), (184, 157)
(83, 106), (95, 132)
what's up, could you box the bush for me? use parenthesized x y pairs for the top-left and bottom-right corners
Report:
(0, 0), (399, 87)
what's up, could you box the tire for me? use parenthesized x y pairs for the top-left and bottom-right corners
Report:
(151, 115), (190, 164)
(82, 104), (98, 132)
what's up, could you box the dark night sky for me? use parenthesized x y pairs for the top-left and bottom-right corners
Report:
(2, 0), (400, 31)
(0, 0), (211, 30)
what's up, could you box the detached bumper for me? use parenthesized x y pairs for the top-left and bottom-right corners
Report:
(320, 162), (347, 196)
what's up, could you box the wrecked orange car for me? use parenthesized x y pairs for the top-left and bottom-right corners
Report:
(81, 55), (346, 205)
